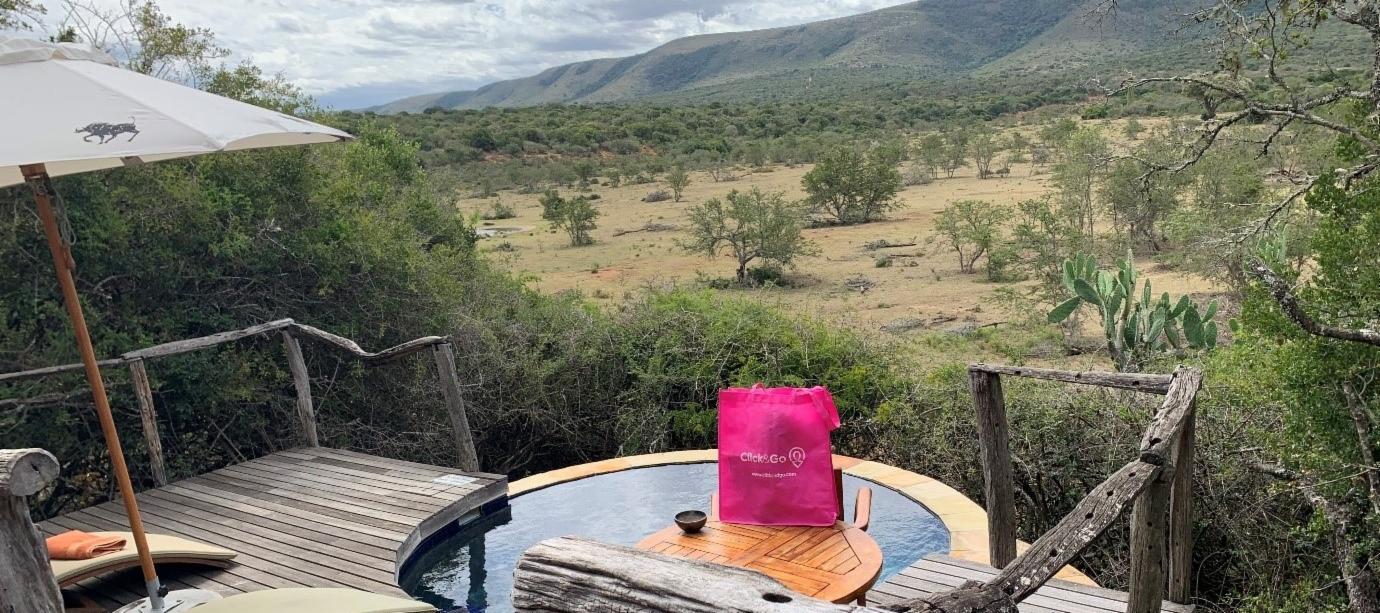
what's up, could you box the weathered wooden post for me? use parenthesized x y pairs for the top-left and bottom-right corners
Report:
(1129, 367), (1201, 613)
(281, 331), (320, 447)
(1127, 472), (1171, 613)
(0, 448), (63, 613)
(127, 358), (169, 486)
(433, 341), (480, 472)
(1167, 411), (1196, 604)
(970, 366), (1016, 568)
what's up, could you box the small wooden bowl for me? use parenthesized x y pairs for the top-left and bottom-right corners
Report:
(675, 510), (707, 533)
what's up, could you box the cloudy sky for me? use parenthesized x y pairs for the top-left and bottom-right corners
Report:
(21, 0), (904, 109)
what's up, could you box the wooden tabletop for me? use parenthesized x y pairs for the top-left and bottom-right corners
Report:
(635, 518), (883, 604)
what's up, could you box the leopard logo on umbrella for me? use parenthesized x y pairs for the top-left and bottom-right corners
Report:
(75, 117), (140, 144)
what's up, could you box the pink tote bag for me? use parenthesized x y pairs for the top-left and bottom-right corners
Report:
(717, 385), (841, 526)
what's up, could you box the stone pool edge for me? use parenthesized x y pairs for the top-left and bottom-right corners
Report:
(506, 449), (1096, 587)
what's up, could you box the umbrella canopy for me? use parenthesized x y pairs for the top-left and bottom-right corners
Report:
(0, 37), (350, 187)
(0, 36), (352, 613)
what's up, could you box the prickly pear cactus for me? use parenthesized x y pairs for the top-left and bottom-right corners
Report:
(1048, 251), (1217, 371)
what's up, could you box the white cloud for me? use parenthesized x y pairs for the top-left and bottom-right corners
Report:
(23, 0), (905, 108)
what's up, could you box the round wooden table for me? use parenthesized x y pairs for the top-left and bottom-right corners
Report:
(635, 518), (883, 604)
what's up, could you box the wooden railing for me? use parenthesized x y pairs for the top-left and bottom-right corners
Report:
(969, 363), (1201, 611)
(506, 364), (1203, 613)
(0, 319), (481, 480)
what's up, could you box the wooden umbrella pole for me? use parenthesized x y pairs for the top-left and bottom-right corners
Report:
(21, 164), (165, 608)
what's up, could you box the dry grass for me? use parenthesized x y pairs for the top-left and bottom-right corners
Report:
(466, 120), (1219, 343)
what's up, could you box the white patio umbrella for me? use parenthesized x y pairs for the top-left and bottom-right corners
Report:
(0, 37), (352, 612)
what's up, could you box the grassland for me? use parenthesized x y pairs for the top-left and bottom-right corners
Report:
(464, 119), (1219, 361)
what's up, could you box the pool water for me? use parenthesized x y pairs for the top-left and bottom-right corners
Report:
(400, 462), (950, 613)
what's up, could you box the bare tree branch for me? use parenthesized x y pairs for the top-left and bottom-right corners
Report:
(1248, 260), (1380, 347)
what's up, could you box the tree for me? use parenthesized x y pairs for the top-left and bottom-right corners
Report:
(1011, 197), (1082, 301)
(1109, 2), (1380, 607)
(943, 129), (969, 178)
(1123, 117), (1144, 141)
(970, 126), (1002, 179)
(803, 147), (902, 225)
(0, 0), (43, 30)
(60, 0), (228, 83)
(1050, 127), (1109, 239)
(666, 165), (690, 202)
(1101, 130), (1189, 252)
(573, 161), (597, 189)
(680, 188), (815, 284)
(1163, 144), (1267, 284)
(1038, 117), (1078, 149)
(933, 200), (1006, 277)
(1008, 132), (1031, 159)
(540, 190), (599, 246)
(915, 133), (947, 178)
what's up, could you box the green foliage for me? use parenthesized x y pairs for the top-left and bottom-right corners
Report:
(1010, 197), (1082, 300)
(970, 126), (1003, 179)
(933, 200), (1007, 277)
(1051, 127), (1110, 238)
(802, 147), (903, 225)
(539, 190), (600, 246)
(680, 188), (815, 284)
(666, 165), (690, 202)
(1101, 129), (1190, 252)
(944, 128), (969, 178)
(0, 0), (42, 29)
(573, 161), (597, 188)
(1048, 252), (1218, 371)
(915, 132), (948, 178)
(1123, 117), (1144, 140)
(481, 199), (516, 220)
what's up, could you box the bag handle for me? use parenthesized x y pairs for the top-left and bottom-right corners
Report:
(809, 386), (841, 429)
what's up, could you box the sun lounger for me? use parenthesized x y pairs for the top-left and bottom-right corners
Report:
(50, 532), (236, 586)
(189, 588), (436, 613)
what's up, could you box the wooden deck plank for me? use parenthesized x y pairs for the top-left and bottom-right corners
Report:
(213, 463), (444, 517)
(301, 447), (506, 481)
(244, 458), (457, 507)
(38, 448), (506, 610)
(209, 464), (438, 519)
(150, 483), (402, 550)
(166, 480), (409, 541)
(261, 452), (473, 498)
(868, 555), (1195, 613)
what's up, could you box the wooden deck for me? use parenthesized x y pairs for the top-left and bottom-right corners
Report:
(867, 555), (1195, 613)
(38, 448), (506, 612)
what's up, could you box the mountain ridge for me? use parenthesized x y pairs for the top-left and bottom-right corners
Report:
(369, 0), (1193, 113)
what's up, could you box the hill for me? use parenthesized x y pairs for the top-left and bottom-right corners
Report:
(371, 0), (1193, 113)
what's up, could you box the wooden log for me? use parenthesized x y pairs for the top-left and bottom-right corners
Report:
(281, 332), (319, 447)
(1127, 467), (1173, 613)
(513, 537), (1021, 613)
(514, 536), (890, 612)
(0, 448), (59, 497)
(991, 459), (1161, 601)
(433, 342), (480, 472)
(1167, 411), (1196, 604)
(290, 323), (447, 366)
(0, 448), (62, 613)
(1139, 367), (1203, 465)
(127, 359), (168, 486)
(969, 364), (1173, 394)
(971, 368), (1016, 568)
(123, 318), (295, 360)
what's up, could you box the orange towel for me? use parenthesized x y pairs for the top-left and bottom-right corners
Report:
(46, 530), (126, 560)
